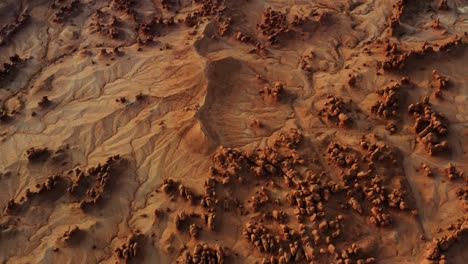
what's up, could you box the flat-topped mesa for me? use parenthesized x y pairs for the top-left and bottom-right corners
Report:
(114, 233), (144, 260)
(181, 243), (225, 264)
(0, 12), (30, 46)
(319, 95), (352, 128)
(408, 101), (449, 155)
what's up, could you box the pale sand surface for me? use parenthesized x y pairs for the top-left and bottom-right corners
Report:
(0, 0), (467, 263)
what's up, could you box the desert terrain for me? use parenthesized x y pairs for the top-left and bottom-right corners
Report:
(0, 0), (467, 263)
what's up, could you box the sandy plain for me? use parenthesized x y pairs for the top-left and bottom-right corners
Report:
(0, 0), (467, 263)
